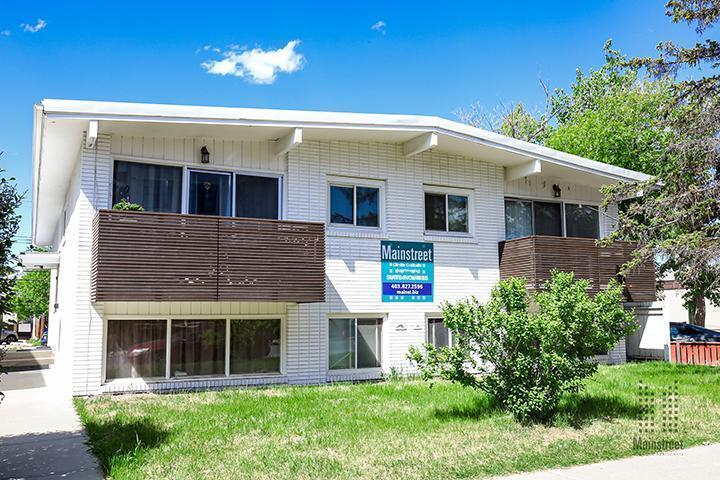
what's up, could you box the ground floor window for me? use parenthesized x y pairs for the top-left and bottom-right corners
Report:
(427, 317), (452, 348)
(106, 320), (167, 380)
(105, 317), (282, 380)
(329, 318), (382, 369)
(230, 319), (281, 374)
(171, 320), (226, 377)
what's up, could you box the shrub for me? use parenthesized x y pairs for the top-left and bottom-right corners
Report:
(112, 199), (144, 211)
(407, 271), (637, 423)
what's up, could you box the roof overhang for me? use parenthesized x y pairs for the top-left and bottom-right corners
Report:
(32, 99), (653, 246)
(18, 251), (60, 270)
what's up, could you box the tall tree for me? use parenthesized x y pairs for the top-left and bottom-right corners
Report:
(0, 158), (23, 317)
(547, 42), (676, 175)
(603, 0), (720, 325)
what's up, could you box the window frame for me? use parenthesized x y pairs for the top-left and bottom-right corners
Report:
(426, 316), (453, 349)
(327, 314), (384, 372)
(423, 185), (473, 236)
(504, 196), (601, 240)
(102, 315), (286, 383)
(327, 177), (384, 230)
(110, 156), (284, 220)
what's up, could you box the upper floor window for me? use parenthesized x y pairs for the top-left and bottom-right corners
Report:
(329, 182), (380, 228)
(565, 203), (599, 239)
(113, 161), (182, 213)
(424, 190), (469, 233)
(112, 160), (281, 219)
(504, 198), (599, 240)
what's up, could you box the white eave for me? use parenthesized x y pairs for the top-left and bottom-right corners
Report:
(18, 251), (60, 270)
(32, 99), (653, 246)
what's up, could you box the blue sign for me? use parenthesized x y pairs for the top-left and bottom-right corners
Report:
(381, 241), (434, 302)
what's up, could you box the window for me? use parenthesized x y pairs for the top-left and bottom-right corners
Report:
(565, 203), (599, 239)
(424, 192), (469, 233)
(329, 183), (380, 227)
(504, 199), (533, 240)
(230, 319), (281, 374)
(235, 174), (280, 219)
(106, 320), (167, 380)
(533, 201), (562, 236)
(170, 320), (226, 377)
(113, 161), (182, 213)
(188, 170), (232, 216)
(328, 318), (382, 369)
(427, 318), (451, 348)
(504, 198), (601, 240)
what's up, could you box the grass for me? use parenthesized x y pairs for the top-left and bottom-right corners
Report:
(75, 362), (720, 479)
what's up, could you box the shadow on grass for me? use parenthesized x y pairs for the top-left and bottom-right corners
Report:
(434, 393), (645, 428)
(555, 393), (645, 428)
(434, 395), (501, 420)
(82, 418), (170, 474)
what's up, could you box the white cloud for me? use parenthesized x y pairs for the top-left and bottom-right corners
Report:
(202, 40), (305, 84)
(371, 20), (386, 34)
(1, 30), (10, 37)
(20, 18), (46, 33)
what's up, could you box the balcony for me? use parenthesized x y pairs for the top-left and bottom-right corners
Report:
(91, 210), (325, 303)
(498, 236), (656, 302)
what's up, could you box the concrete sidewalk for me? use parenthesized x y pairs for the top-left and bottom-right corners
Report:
(0, 368), (103, 479)
(494, 443), (720, 479)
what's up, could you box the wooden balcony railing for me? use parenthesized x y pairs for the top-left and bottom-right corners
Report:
(498, 235), (656, 302)
(91, 210), (325, 303)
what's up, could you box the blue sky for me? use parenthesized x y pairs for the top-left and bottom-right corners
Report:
(0, 0), (701, 252)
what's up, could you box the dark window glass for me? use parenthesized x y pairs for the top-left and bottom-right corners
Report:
(565, 204), (599, 239)
(170, 320), (225, 377)
(427, 318), (450, 348)
(113, 161), (182, 213)
(235, 175), (279, 219)
(330, 186), (354, 224)
(230, 319), (281, 374)
(329, 318), (355, 369)
(356, 187), (379, 227)
(533, 201), (562, 236)
(356, 319), (382, 368)
(504, 199), (533, 239)
(448, 195), (468, 232)
(188, 171), (231, 216)
(106, 320), (166, 380)
(425, 193), (446, 231)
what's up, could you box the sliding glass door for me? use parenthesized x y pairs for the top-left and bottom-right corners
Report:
(188, 170), (232, 216)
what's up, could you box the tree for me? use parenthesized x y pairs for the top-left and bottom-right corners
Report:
(546, 43), (677, 175)
(408, 272), (635, 423)
(11, 270), (50, 325)
(0, 159), (23, 317)
(603, 0), (720, 326)
(458, 42), (674, 176)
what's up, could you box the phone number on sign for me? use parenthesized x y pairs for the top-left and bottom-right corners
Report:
(390, 284), (426, 290)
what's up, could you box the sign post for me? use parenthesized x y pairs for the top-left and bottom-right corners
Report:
(381, 241), (434, 302)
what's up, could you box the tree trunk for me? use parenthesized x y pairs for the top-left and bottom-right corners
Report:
(691, 292), (706, 327)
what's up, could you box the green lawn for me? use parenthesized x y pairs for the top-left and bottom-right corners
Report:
(75, 362), (720, 479)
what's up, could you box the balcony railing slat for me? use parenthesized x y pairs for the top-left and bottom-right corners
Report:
(498, 235), (655, 302)
(91, 210), (325, 303)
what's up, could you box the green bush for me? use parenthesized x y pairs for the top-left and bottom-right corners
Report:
(408, 271), (637, 423)
(112, 199), (144, 211)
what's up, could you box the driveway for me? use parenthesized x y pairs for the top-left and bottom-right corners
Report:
(0, 368), (103, 479)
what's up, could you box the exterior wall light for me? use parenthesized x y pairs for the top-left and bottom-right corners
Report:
(200, 146), (210, 164)
(552, 184), (562, 198)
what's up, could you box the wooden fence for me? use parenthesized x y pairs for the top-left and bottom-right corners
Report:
(670, 342), (720, 366)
